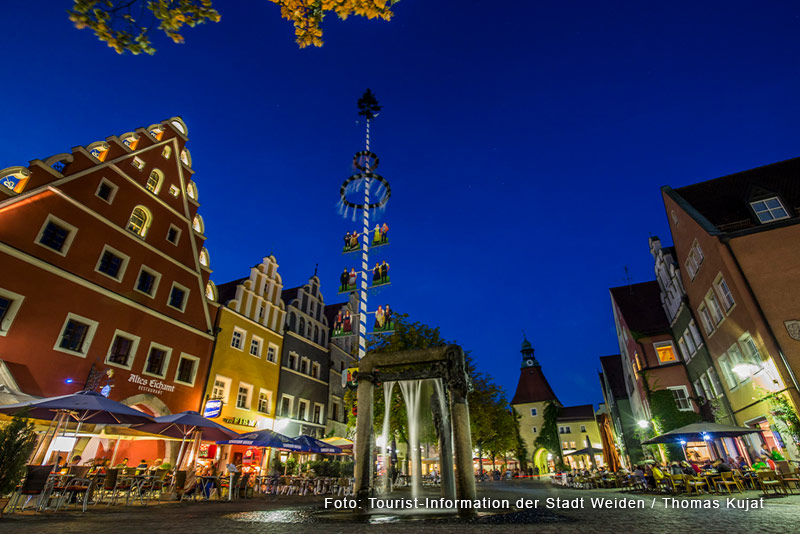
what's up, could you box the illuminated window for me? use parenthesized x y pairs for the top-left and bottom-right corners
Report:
(258, 390), (271, 414)
(169, 184), (179, 197)
(212, 375), (231, 403)
(205, 281), (217, 301)
(236, 384), (252, 409)
(718, 354), (738, 389)
(180, 147), (191, 166)
(146, 170), (163, 194)
(199, 247), (210, 267)
(131, 157), (145, 171)
(738, 333), (762, 366)
(192, 214), (204, 233)
(186, 181), (198, 200)
(751, 197), (789, 223)
(162, 146), (172, 159)
(698, 304), (715, 335)
(126, 206), (151, 238)
(654, 342), (677, 364)
(121, 134), (139, 150)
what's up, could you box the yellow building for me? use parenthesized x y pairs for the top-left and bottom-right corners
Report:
(511, 337), (605, 473)
(556, 405), (604, 470)
(205, 256), (286, 451)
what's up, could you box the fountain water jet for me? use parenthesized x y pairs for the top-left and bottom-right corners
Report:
(398, 379), (423, 501)
(380, 380), (395, 493)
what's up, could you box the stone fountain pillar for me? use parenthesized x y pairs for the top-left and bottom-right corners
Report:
(431, 386), (456, 500)
(353, 373), (375, 509)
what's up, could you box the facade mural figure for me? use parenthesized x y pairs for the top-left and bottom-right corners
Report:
(340, 268), (358, 293)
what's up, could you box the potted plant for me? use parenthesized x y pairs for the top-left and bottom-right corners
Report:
(0, 414), (37, 517)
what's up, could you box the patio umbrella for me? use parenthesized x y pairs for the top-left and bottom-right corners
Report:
(322, 436), (353, 450)
(133, 411), (240, 469)
(563, 446), (604, 456)
(0, 390), (154, 464)
(641, 422), (760, 445)
(217, 429), (303, 450)
(293, 435), (343, 454)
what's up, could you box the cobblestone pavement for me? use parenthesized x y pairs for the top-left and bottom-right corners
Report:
(2, 479), (798, 534)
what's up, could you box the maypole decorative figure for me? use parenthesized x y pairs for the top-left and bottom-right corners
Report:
(337, 89), (394, 359)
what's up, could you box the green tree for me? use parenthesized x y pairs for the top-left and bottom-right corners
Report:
(534, 401), (563, 470)
(68, 0), (401, 55)
(0, 414), (38, 497)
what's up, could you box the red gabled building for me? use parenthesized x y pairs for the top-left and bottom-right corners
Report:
(0, 117), (217, 433)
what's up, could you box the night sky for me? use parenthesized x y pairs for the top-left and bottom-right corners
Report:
(3, 2), (800, 409)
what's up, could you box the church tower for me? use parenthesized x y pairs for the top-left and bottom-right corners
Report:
(511, 335), (560, 473)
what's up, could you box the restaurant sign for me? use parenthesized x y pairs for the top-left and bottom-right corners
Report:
(223, 416), (257, 428)
(128, 373), (175, 395)
(203, 399), (223, 418)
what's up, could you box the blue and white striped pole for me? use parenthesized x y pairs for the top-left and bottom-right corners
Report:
(358, 119), (371, 361)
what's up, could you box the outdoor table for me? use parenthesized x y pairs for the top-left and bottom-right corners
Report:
(198, 475), (220, 499)
(121, 474), (153, 506)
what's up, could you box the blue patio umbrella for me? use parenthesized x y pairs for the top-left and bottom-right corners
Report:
(217, 429), (304, 451)
(0, 390), (154, 464)
(293, 435), (343, 454)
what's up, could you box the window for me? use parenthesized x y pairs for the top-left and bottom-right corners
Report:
(231, 328), (245, 350)
(689, 320), (703, 347)
(280, 395), (293, 417)
(698, 304), (715, 335)
(314, 403), (322, 424)
(562, 441), (570, 449)
(580, 425), (587, 433)
(684, 328), (697, 355)
(146, 170), (163, 194)
(300, 358), (309, 375)
(199, 248), (210, 267)
(95, 246), (129, 281)
(530, 408), (537, 416)
(166, 225), (181, 245)
(144, 344), (170, 377)
(678, 337), (690, 361)
(126, 206), (151, 238)
(698, 376), (711, 400)
(105, 331), (139, 369)
(175, 353), (199, 385)
(236, 384), (252, 409)
(705, 290), (724, 325)
(0, 288), (24, 336)
(36, 216), (77, 255)
(694, 379), (706, 400)
(570, 441), (576, 449)
(311, 362), (320, 379)
(257, 390), (271, 414)
(718, 354), (738, 390)
(131, 157), (145, 171)
(751, 197), (789, 223)
(162, 146), (172, 159)
(707, 368), (723, 397)
(135, 266), (160, 297)
(169, 184), (180, 197)
(266, 344), (277, 363)
(287, 352), (297, 369)
(654, 341), (677, 364)
(715, 276), (735, 311)
(250, 336), (262, 357)
(532, 427), (537, 433)
(186, 181), (198, 200)
(558, 426), (571, 434)
(332, 401), (340, 422)
(58, 319), (89, 352)
(212, 376), (231, 403)
(298, 400), (309, 421)
(739, 333), (762, 366)
(668, 386), (693, 411)
(167, 283), (188, 312)
(95, 179), (117, 203)
(685, 240), (704, 280)
(192, 214), (204, 233)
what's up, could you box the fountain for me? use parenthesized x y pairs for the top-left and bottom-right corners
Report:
(353, 344), (476, 516)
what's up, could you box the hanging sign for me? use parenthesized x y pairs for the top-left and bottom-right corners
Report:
(371, 304), (395, 334)
(369, 261), (390, 288)
(203, 399), (223, 419)
(332, 310), (356, 338)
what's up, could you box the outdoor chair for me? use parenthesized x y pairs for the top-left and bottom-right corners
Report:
(775, 462), (800, 493)
(8, 465), (55, 513)
(100, 468), (134, 506)
(685, 475), (708, 496)
(757, 471), (787, 497)
(236, 472), (251, 499)
(714, 471), (742, 494)
(56, 477), (94, 512)
(669, 474), (687, 494)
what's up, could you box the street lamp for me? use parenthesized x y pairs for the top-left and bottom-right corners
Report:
(637, 420), (650, 429)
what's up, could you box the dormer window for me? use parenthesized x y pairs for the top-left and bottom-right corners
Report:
(87, 142), (110, 162)
(750, 197), (789, 223)
(120, 133), (139, 150)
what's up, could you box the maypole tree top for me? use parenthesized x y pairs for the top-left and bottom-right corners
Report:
(357, 88), (382, 120)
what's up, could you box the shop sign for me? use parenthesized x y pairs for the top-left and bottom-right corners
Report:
(223, 416), (257, 428)
(203, 399), (223, 418)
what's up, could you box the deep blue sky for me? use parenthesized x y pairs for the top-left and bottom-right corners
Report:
(3, 2), (800, 408)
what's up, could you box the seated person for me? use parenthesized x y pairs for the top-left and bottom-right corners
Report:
(713, 459), (732, 473)
(670, 461), (683, 475)
(114, 457), (129, 469)
(136, 459), (149, 470)
(149, 459), (164, 472)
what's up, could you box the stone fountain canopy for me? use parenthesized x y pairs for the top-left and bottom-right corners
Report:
(353, 344), (477, 515)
